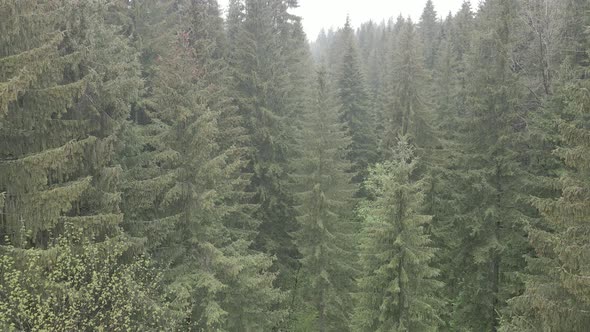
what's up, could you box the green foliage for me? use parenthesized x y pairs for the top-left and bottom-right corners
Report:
(0, 224), (167, 331)
(354, 139), (443, 332)
(1, 0), (590, 330)
(336, 18), (379, 187)
(0, 0), (141, 246)
(121, 0), (285, 330)
(0, 1), (161, 329)
(501, 1), (590, 329)
(419, 0), (440, 70)
(449, 1), (533, 330)
(290, 67), (358, 331)
(382, 20), (436, 154)
(228, 0), (306, 289)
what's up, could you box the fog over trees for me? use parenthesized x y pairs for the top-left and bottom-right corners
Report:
(1, 0), (589, 331)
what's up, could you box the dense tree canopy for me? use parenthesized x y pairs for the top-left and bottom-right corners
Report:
(1, 0), (589, 330)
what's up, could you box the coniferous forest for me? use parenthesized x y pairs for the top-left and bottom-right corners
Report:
(1, 0), (589, 330)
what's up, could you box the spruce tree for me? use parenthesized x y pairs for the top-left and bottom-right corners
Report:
(448, 0), (474, 122)
(371, 17), (406, 151)
(515, 0), (563, 96)
(431, 13), (461, 135)
(354, 139), (443, 332)
(120, 0), (285, 329)
(336, 18), (379, 187)
(228, 0), (303, 288)
(0, 0), (164, 328)
(3, 0), (590, 330)
(451, 1), (475, 62)
(425, 8), (475, 329)
(452, 0), (531, 330)
(0, 0), (139, 247)
(382, 19), (435, 155)
(419, 0), (440, 70)
(284, 20), (314, 126)
(500, 0), (590, 330)
(291, 67), (357, 332)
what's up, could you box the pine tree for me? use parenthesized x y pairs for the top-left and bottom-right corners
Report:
(336, 18), (379, 187)
(354, 138), (443, 332)
(0, 0), (164, 328)
(291, 67), (357, 332)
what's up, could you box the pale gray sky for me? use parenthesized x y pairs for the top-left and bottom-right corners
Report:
(217, 0), (471, 40)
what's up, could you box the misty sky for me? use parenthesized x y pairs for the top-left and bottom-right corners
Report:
(217, 0), (471, 40)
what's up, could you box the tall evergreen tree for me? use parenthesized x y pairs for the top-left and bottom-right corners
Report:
(228, 0), (306, 289)
(120, 0), (285, 329)
(425, 7), (475, 329)
(515, 0), (563, 97)
(448, 0), (474, 120)
(371, 17), (406, 150)
(3, 0), (590, 329)
(382, 19), (435, 155)
(432, 13), (459, 134)
(419, 0), (440, 70)
(501, 0), (590, 330)
(354, 139), (443, 332)
(284, 19), (314, 127)
(0, 0), (164, 329)
(451, 1), (475, 61)
(452, 0), (531, 330)
(336, 18), (379, 187)
(290, 67), (357, 332)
